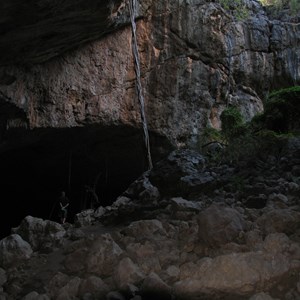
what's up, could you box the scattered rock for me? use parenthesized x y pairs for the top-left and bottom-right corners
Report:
(0, 234), (33, 268)
(78, 275), (109, 298)
(12, 216), (65, 251)
(197, 204), (247, 247)
(1, 137), (300, 300)
(114, 257), (145, 290)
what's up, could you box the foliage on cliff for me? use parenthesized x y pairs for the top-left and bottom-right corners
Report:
(254, 86), (300, 134)
(259, 0), (300, 15)
(217, 0), (300, 19)
(201, 86), (300, 164)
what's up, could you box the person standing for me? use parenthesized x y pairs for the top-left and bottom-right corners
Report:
(59, 191), (69, 224)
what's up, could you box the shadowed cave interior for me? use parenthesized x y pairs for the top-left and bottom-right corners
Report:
(0, 122), (172, 239)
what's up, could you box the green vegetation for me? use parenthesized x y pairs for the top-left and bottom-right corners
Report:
(217, 0), (300, 18)
(257, 86), (300, 133)
(200, 86), (300, 165)
(290, 0), (300, 14)
(259, 0), (300, 15)
(220, 107), (245, 141)
(217, 0), (249, 20)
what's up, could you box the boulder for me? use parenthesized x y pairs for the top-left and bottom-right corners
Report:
(78, 276), (109, 298)
(64, 234), (123, 276)
(56, 277), (81, 300)
(113, 257), (145, 290)
(257, 209), (300, 235)
(197, 204), (246, 247)
(175, 231), (300, 298)
(21, 291), (50, 300)
(121, 220), (167, 241)
(0, 234), (32, 268)
(44, 272), (70, 299)
(12, 216), (65, 251)
(249, 292), (278, 300)
(126, 242), (161, 274)
(106, 291), (126, 300)
(175, 250), (290, 297)
(140, 272), (172, 299)
(149, 149), (211, 197)
(0, 268), (6, 287)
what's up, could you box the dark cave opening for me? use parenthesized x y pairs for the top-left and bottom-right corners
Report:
(0, 124), (172, 239)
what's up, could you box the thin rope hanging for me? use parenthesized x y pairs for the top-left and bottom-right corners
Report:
(129, 0), (153, 170)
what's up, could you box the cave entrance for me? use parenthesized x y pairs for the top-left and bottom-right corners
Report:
(0, 124), (171, 239)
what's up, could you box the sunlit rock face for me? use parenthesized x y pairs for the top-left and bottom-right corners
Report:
(0, 0), (299, 149)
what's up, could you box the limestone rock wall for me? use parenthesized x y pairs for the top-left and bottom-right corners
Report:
(0, 0), (299, 147)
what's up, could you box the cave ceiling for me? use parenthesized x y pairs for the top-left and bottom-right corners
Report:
(0, 0), (125, 66)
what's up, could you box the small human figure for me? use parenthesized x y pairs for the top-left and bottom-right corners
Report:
(58, 191), (69, 224)
(84, 185), (100, 210)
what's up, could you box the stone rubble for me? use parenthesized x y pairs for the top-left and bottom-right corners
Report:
(0, 137), (299, 299)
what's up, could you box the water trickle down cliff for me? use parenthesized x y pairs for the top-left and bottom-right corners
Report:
(129, 0), (153, 170)
(225, 34), (234, 105)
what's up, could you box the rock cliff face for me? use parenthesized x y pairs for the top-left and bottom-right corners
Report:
(0, 0), (299, 239)
(0, 0), (299, 147)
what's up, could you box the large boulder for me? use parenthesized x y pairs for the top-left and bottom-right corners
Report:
(113, 257), (145, 290)
(140, 272), (172, 299)
(175, 233), (300, 298)
(0, 234), (33, 268)
(257, 208), (300, 236)
(12, 216), (65, 251)
(64, 233), (123, 276)
(149, 149), (213, 197)
(197, 204), (247, 247)
(78, 276), (109, 299)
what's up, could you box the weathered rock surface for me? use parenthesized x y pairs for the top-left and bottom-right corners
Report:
(0, 234), (32, 269)
(0, 137), (299, 299)
(12, 216), (66, 252)
(0, 0), (299, 149)
(197, 203), (247, 247)
(0, 0), (126, 66)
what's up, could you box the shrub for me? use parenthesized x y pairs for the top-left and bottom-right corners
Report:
(220, 106), (245, 142)
(201, 86), (299, 165)
(217, 0), (250, 20)
(258, 86), (300, 133)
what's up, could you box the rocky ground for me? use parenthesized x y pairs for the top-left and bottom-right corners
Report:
(0, 137), (300, 300)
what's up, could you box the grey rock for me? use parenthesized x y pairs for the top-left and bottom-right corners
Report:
(64, 233), (123, 276)
(0, 269), (6, 287)
(257, 209), (300, 235)
(197, 204), (246, 247)
(113, 257), (145, 290)
(0, 234), (33, 268)
(12, 216), (65, 251)
(78, 276), (109, 298)
(249, 292), (278, 300)
(106, 291), (126, 300)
